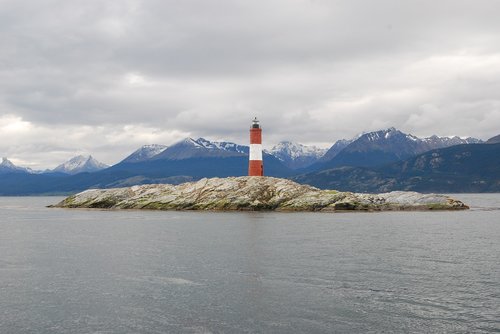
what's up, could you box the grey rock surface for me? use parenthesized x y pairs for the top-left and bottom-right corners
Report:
(51, 176), (468, 211)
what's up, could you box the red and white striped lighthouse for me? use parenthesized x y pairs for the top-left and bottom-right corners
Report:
(248, 117), (263, 176)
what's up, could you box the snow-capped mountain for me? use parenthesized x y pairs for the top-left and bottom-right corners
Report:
(315, 127), (483, 169)
(135, 138), (327, 168)
(422, 135), (483, 149)
(352, 128), (483, 152)
(267, 141), (327, 169)
(1, 130), (494, 195)
(108, 137), (292, 181)
(53, 155), (109, 175)
(293, 142), (500, 192)
(0, 157), (35, 174)
(353, 127), (422, 154)
(195, 138), (249, 154)
(152, 138), (247, 161)
(121, 144), (168, 163)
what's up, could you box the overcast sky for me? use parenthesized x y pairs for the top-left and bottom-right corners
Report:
(1, 0), (500, 169)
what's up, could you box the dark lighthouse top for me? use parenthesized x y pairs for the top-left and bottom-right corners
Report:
(252, 117), (260, 129)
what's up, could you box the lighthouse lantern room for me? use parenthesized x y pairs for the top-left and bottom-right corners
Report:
(248, 117), (263, 176)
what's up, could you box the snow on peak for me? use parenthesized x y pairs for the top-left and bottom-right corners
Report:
(1, 157), (16, 168)
(122, 144), (168, 163)
(270, 141), (327, 160)
(53, 155), (108, 175)
(152, 137), (248, 160)
(422, 135), (483, 146)
(173, 137), (233, 150)
(267, 141), (328, 169)
(141, 144), (168, 152)
(195, 137), (217, 149)
(191, 138), (248, 154)
(0, 157), (35, 174)
(64, 155), (88, 167)
(360, 128), (423, 143)
(140, 144), (168, 157)
(170, 137), (198, 147)
(184, 137), (204, 147)
(209, 141), (248, 154)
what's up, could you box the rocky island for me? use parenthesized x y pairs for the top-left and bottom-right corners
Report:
(51, 176), (468, 211)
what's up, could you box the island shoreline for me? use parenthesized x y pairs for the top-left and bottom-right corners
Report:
(50, 176), (469, 212)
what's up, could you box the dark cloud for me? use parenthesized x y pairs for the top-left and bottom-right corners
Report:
(1, 0), (500, 168)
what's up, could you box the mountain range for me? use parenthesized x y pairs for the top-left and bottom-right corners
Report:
(293, 142), (500, 193)
(53, 155), (109, 175)
(307, 127), (483, 171)
(0, 155), (109, 175)
(0, 129), (498, 195)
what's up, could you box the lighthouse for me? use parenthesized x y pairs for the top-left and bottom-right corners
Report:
(248, 117), (263, 176)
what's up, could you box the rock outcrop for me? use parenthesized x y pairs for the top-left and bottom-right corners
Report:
(51, 176), (468, 211)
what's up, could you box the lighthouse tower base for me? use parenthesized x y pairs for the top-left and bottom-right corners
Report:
(248, 160), (263, 176)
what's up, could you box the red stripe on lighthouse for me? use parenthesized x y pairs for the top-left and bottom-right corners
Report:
(248, 160), (263, 176)
(250, 129), (261, 144)
(248, 117), (263, 176)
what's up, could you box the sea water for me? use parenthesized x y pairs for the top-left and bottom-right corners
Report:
(0, 195), (499, 333)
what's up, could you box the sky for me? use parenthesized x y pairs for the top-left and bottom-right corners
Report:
(1, 0), (500, 169)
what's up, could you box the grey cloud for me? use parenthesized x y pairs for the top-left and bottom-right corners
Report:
(1, 0), (500, 168)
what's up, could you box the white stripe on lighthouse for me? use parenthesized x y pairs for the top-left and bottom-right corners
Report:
(249, 144), (262, 161)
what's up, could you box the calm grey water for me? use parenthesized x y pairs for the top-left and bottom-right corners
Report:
(0, 195), (499, 334)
